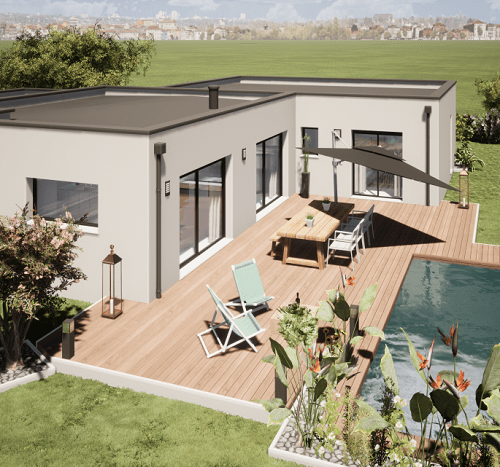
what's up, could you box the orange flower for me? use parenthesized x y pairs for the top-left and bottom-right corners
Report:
(417, 337), (435, 371)
(417, 351), (429, 371)
(456, 370), (471, 392)
(310, 360), (321, 373)
(429, 374), (444, 389)
(438, 325), (455, 346)
(346, 276), (356, 286)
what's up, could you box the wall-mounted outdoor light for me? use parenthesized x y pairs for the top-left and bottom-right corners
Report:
(333, 129), (342, 139)
(102, 245), (123, 319)
(62, 318), (75, 359)
(165, 180), (170, 196)
(459, 166), (469, 209)
(242, 148), (247, 161)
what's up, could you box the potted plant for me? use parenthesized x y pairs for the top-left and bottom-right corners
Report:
(306, 214), (314, 227)
(301, 134), (311, 198)
(322, 197), (331, 211)
(454, 142), (485, 172)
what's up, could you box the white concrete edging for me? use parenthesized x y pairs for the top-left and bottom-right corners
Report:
(50, 356), (269, 423)
(0, 340), (56, 394)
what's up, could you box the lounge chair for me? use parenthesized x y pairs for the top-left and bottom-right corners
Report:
(340, 204), (375, 246)
(327, 219), (365, 271)
(227, 259), (274, 315)
(198, 285), (266, 358)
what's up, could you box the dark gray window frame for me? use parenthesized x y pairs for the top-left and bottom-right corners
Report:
(351, 130), (403, 200)
(32, 178), (98, 227)
(179, 157), (226, 269)
(256, 133), (283, 214)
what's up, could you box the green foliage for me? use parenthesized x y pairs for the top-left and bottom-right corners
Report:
(455, 140), (486, 172)
(0, 26), (155, 89)
(276, 303), (318, 348)
(380, 345), (399, 395)
(476, 72), (500, 111)
(409, 393), (433, 422)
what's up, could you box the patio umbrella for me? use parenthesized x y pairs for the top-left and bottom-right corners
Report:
(297, 145), (458, 202)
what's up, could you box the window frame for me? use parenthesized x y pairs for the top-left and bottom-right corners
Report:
(32, 178), (99, 227)
(256, 133), (283, 214)
(179, 157), (226, 268)
(351, 130), (403, 200)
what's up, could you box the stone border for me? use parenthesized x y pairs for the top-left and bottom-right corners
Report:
(0, 340), (56, 394)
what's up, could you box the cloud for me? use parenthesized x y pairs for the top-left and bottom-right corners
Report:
(41, 0), (118, 17)
(490, 0), (500, 10)
(266, 3), (306, 21)
(316, 0), (432, 20)
(168, 0), (219, 11)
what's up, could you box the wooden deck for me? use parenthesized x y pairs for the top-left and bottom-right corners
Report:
(40, 194), (500, 406)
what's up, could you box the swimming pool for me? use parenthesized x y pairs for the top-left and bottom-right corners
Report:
(360, 258), (500, 436)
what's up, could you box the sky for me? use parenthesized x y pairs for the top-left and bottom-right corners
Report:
(0, 0), (498, 24)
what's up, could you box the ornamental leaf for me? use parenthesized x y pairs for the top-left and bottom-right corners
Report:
(359, 283), (377, 314)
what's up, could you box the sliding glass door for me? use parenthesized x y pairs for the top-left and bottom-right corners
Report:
(256, 133), (282, 212)
(180, 159), (225, 266)
(353, 131), (403, 199)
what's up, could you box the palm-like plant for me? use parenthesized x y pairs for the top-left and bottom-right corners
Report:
(454, 142), (485, 172)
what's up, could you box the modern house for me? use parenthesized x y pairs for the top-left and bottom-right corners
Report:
(0, 76), (456, 305)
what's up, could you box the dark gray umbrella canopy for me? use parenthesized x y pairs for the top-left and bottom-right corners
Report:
(298, 146), (459, 192)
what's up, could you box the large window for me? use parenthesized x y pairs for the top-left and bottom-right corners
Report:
(180, 159), (225, 266)
(33, 178), (98, 226)
(352, 131), (403, 199)
(256, 134), (282, 212)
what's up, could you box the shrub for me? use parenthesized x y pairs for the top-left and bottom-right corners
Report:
(457, 111), (500, 145)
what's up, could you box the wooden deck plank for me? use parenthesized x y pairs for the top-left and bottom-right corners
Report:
(42, 193), (498, 407)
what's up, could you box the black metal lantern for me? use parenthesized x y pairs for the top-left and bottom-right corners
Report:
(102, 244), (123, 319)
(459, 166), (469, 209)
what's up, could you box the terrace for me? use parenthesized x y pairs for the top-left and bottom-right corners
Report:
(38, 193), (499, 416)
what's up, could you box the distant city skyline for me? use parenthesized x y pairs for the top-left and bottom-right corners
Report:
(0, 0), (497, 24)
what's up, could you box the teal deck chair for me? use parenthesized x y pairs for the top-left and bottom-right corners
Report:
(198, 285), (266, 359)
(227, 259), (274, 315)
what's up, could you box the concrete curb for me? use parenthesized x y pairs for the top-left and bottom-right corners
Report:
(0, 340), (56, 394)
(50, 356), (269, 423)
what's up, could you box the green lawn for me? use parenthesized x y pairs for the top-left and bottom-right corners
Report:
(0, 373), (293, 467)
(1, 40), (500, 115)
(444, 142), (500, 245)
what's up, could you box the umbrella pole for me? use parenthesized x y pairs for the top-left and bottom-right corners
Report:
(333, 159), (338, 204)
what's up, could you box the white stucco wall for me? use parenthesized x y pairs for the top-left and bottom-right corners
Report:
(294, 93), (454, 206)
(150, 96), (296, 294)
(0, 126), (151, 304)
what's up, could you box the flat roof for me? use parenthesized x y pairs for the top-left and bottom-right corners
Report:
(0, 76), (456, 135)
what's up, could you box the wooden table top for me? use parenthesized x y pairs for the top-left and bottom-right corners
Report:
(276, 200), (355, 243)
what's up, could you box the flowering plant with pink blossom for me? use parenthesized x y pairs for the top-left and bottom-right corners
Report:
(0, 203), (87, 370)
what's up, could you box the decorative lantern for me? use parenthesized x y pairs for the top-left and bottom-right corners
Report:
(102, 245), (123, 319)
(459, 165), (469, 209)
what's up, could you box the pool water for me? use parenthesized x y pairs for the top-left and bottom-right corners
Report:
(360, 259), (500, 436)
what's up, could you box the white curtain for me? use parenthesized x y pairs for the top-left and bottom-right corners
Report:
(266, 171), (278, 203)
(208, 185), (221, 243)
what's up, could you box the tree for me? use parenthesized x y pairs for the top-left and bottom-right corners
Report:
(0, 204), (87, 370)
(0, 25), (155, 90)
(476, 73), (500, 111)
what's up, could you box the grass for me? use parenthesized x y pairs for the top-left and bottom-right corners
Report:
(1, 40), (500, 115)
(444, 142), (500, 245)
(0, 373), (294, 467)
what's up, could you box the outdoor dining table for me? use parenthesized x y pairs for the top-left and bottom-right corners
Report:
(276, 200), (355, 270)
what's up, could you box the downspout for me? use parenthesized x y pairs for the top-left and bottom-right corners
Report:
(424, 106), (432, 206)
(153, 142), (166, 299)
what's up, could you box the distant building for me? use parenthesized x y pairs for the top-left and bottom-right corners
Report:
(463, 20), (486, 40)
(146, 25), (163, 40)
(373, 14), (394, 24)
(69, 16), (78, 28)
(156, 11), (166, 20)
(171, 11), (179, 21)
(240, 13), (245, 20)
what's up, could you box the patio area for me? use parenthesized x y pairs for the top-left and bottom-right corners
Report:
(39, 193), (499, 407)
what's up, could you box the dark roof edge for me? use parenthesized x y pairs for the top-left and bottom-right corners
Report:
(0, 92), (297, 136)
(430, 80), (456, 99)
